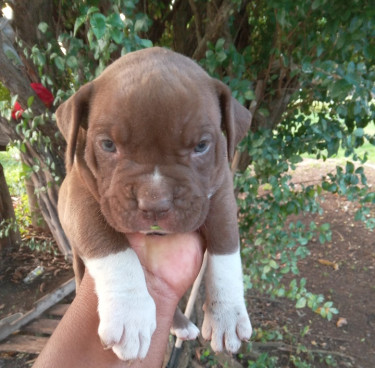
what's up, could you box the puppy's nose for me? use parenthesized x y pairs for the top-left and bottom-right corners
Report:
(138, 197), (171, 220)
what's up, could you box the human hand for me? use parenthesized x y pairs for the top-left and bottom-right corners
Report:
(128, 232), (204, 301)
(33, 232), (204, 368)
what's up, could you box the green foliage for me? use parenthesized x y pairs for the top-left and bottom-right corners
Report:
(0, 82), (11, 102)
(26, 236), (57, 255)
(248, 353), (279, 368)
(0, 148), (32, 236)
(33, 1), (153, 96)
(0, 150), (57, 253)
(0, 218), (19, 239)
(199, 348), (219, 366)
(0, 148), (28, 196)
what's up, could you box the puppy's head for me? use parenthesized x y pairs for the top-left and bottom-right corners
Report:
(56, 47), (251, 235)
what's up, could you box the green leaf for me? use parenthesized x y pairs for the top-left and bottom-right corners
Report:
(111, 28), (124, 44)
(87, 6), (100, 15)
(346, 161), (355, 174)
(124, 1), (136, 10)
(244, 89), (255, 100)
(289, 155), (303, 164)
(138, 38), (153, 48)
(90, 13), (107, 39)
(106, 13), (124, 29)
(134, 16), (149, 33)
(216, 50), (227, 63)
(296, 297), (307, 309)
(263, 265), (271, 274)
(10, 95), (18, 107)
(38, 22), (48, 34)
(54, 56), (65, 71)
(27, 96), (34, 108)
(74, 15), (86, 36)
(66, 55), (78, 69)
(215, 38), (225, 51)
(354, 128), (364, 137)
(269, 260), (279, 269)
(329, 79), (352, 99)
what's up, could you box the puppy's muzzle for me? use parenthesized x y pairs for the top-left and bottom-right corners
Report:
(136, 180), (173, 224)
(138, 196), (172, 222)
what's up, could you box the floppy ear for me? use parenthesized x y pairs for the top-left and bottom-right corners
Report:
(56, 83), (100, 202)
(56, 83), (93, 172)
(214, 80), (252, 161)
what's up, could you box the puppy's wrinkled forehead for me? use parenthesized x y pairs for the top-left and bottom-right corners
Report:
(88, 53), (220, 149)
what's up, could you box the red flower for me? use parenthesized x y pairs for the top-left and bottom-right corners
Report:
(12, 83), (54, 119)
(30, 83), (54, 108)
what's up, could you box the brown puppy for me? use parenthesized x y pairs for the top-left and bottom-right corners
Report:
(57, 47), (252, 361)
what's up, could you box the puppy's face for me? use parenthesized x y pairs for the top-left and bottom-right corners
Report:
(56, 48), (251, 235)
(86, 75), (226, 235)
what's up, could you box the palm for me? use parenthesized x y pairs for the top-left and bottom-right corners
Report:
(127, 233), (204, 300)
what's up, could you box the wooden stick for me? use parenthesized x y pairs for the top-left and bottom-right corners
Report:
(175, 250), (208, 349)
(0, 277), (75, 341)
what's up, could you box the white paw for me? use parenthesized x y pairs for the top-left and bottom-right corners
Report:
(202, 301), (252, 353)
(98, 292), (156, 360)
(85, 249), (157, 361)
(171, 320), (200, 340)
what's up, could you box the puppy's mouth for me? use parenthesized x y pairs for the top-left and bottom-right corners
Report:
(142, 225), (169, 236)
(146, 232), (167, 236)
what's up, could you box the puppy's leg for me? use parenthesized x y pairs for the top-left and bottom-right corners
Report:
(202, 248), (252, 352)
(84, 248), (156, 361)
(171, 307), (200, 340)
(59, 178), (156, 361)
(72, 251), (85, 287)
(201, 171), (252, 353)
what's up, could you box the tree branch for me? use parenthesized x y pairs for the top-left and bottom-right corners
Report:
(192, 0), (233, 60)
(188, 0), (203, 43)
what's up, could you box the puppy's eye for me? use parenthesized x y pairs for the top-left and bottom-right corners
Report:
(194, 140), (209, 154)
(101, 139), (116, 152)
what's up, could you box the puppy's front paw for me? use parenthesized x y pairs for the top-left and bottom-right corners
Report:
(85, 249), (157, 361)
(202, 301), (252, 353)
(98, 292), (156, 360)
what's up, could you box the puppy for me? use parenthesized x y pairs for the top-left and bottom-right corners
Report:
(56, 47), (252, 361)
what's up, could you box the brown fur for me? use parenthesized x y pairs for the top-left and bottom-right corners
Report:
(56, 47), (251, 282)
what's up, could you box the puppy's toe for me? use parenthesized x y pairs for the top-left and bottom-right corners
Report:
(112, 327), (153, 361)
(172, 322), (200, 340)
(98, 318), (124, 348)
(171, 307), (200, 340)
(224, 328), (242, 353)
(237, 315), (252, 341)
(98, 294), (156, 361)
(201, 316), (212, 341)
(203, 301), (252, 353)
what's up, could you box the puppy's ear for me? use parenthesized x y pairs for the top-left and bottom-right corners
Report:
(56, 83), (93, 172)
(214, 80), (252, 161)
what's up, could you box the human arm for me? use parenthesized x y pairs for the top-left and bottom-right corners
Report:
(33, 232), (204, 368)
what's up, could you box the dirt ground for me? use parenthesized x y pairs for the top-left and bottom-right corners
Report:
(0, 159), (374, 368)
(0, 237), (74, 367)
(239, 159), (375, 368)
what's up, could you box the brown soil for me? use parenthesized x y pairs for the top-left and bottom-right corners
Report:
(236, 159), (375, 368)
(0, 234), (74, 367)
(0, 159), (374, 367)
